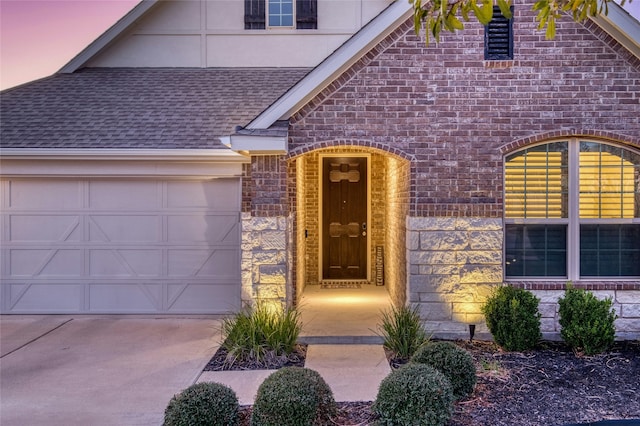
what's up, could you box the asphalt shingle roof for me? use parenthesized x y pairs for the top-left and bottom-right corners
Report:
(0, 67), (310, 149)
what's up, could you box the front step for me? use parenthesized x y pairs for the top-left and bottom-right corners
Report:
(299, 335), (384, 345)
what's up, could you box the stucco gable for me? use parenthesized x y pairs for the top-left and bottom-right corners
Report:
(60, 0), (395, 71)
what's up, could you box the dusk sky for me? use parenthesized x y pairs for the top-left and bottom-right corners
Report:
(1, 0), (140, 90)
(1, 0), (639, 91)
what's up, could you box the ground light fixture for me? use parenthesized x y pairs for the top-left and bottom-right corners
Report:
(469, 324), (476, 342)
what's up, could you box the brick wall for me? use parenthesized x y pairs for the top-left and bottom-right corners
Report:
(385, 155), (410, 307)
(241, 1), (640, 335)
(280, 1), (640, 337)
(288, 4), (640, 216)
(245, 156), (288, 216)
(294, 157), (307, 301)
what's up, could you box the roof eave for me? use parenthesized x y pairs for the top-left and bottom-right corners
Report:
(0, 148), (250, 163)
(590, 1), (640, 59)
(220, 135), (288, 155)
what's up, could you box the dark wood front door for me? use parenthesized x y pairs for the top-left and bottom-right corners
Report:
(322, 156), (368, 280)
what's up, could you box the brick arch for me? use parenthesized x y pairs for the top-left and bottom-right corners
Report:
(500, 130), (640, 155)
(286, 139), (416, 162)
(287, 139), (413, 307)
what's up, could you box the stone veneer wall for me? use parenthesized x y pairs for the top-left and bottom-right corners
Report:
(530, 289), (640, 341)
(241, 213), (289, 305)
(407, 216), (640, 339)
(407, 217), (503, 338)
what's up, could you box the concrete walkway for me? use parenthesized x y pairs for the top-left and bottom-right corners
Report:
(0, 287), (393, 425)
(198, 344), (390, 405)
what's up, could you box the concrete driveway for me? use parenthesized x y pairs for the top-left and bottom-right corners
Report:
(0, 316), (221, 426)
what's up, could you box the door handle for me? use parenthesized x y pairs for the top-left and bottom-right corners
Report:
(362, 222), (366, 236)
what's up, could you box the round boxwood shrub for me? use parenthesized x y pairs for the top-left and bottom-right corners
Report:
(372, 363), (454, 426)
(482, 285), (542, 351)
(558, 285), (617, 355)
(163, 381), (239, 426)
(251, 367), (336, 426)
(411, 341), (476, 400)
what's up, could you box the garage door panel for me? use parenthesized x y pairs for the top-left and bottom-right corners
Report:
(8, 180), (82, 210)
(167, 249), (240, 277)
(8, 283), (83, 312)
(167, 283), (240, 312)
(88, 283), (162, 312)
(9, 250), (50, 276)
(9, 216), (81, 242)
(89, 250), (161, 277)
(9, 249), (83, 277)
(89, 215), (160, 242)
(167, 215), (239, 243)
(167, 180), (240, 210)
(1, 177), (241, 314)
(89, 181), (159, 210)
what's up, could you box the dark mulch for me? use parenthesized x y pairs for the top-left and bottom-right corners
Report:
(449, 340), (640, 426)
(212, 340), (640, 425)
(203, 344), (307, 371)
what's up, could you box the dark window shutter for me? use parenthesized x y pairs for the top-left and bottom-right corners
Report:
(245, 0), (265, 30)
(296, 0), (317, 29)
(484, 6), (513, 60)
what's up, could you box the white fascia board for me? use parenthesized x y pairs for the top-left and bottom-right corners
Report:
(58, 0), (159, 73)
(591, 2), (640, 58)
(0, 148), (250, 163)
(227, 135), (288, 155)
(246, 1), (413, 130)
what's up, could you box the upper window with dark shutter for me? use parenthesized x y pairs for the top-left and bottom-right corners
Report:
(245, 0), (317, 30)
(296, 0), (317, 29)
(245, 0), (266, 29)
(484, 6), (513, 60)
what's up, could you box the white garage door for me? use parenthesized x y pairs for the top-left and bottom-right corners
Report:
(0, 178), (241, 314)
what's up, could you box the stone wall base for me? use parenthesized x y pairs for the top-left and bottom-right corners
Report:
(241, 213), (289, 306)
(407, 216), (640, 341)
(532, 289), (640, 341)
(407, 217), (503, 339)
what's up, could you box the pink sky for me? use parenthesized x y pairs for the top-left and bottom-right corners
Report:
(1, 0), (140, 90)
(1, 0), (639, 91)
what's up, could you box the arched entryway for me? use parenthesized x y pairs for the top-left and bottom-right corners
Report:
(287, 144), (412, 338)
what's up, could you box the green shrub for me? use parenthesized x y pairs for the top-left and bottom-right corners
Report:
(373, 363), (454, 426)
(222, 302), (301, 365)
(251, 367), (336, 426)
(411, 341), (476, 400)
(163, 382), (239, 426)
(558, 285), (617, 355)
(481, 285), (542, 351)
(377, 304), (429, 361)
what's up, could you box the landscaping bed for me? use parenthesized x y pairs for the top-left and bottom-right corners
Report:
(448, 340), (640, 426)
(232, 339), (640, 426)
(203, 344), (307, 371)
